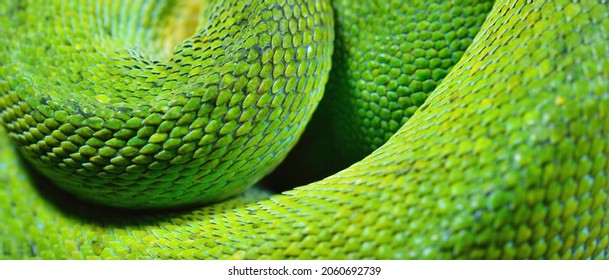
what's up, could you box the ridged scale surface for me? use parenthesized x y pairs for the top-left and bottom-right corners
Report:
(269, 0), (494, 184)
(1, 0), (609, 259)
(305, 0), (494, 170)
(0, 0), (333, 208)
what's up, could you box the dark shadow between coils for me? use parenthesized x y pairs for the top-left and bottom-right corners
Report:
(16, 146), (268, 228)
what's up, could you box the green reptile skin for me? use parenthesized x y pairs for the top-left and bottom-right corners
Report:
(268, 0), (494, 185)
(292, 0), (494, 176)
(0, 0), (334, 209)
(1, 0), (609, 259)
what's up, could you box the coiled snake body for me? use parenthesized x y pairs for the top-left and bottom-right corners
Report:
(1, 0), (608, 259)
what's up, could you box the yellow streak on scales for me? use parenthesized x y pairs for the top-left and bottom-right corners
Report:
(1, 0), (609, 259)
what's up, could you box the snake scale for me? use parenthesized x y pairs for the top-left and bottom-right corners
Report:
(1, 0), (608, 259)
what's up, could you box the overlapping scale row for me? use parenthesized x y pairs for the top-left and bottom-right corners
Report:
(279, 0), (495, 181)
(0, 0), (334, 208)
(1, 0), (608, 260)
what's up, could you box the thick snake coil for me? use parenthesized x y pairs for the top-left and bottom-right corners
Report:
(1, 0), (608, 259)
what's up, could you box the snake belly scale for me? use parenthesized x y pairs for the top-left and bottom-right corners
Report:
(1, 0), (609, 259)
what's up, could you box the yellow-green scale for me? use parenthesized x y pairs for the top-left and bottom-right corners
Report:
(269, 0), (495, 186)
(1, 0), (609, 259)
(0, 0), (334, 209)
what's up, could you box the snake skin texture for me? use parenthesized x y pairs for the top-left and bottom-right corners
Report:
(1, 0), (609, 259)
(0, 0), (333, 209)
(268, 0), (495, 184)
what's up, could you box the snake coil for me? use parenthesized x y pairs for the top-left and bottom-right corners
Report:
(1, 0), (608, 259)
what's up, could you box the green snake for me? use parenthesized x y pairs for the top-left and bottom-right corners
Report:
(1, 0), (608, 259)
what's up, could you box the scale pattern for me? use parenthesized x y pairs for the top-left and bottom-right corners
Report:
(1, 0), (609, 259)
(0, 0), (333, 208)
(303, 0), (494, 171)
